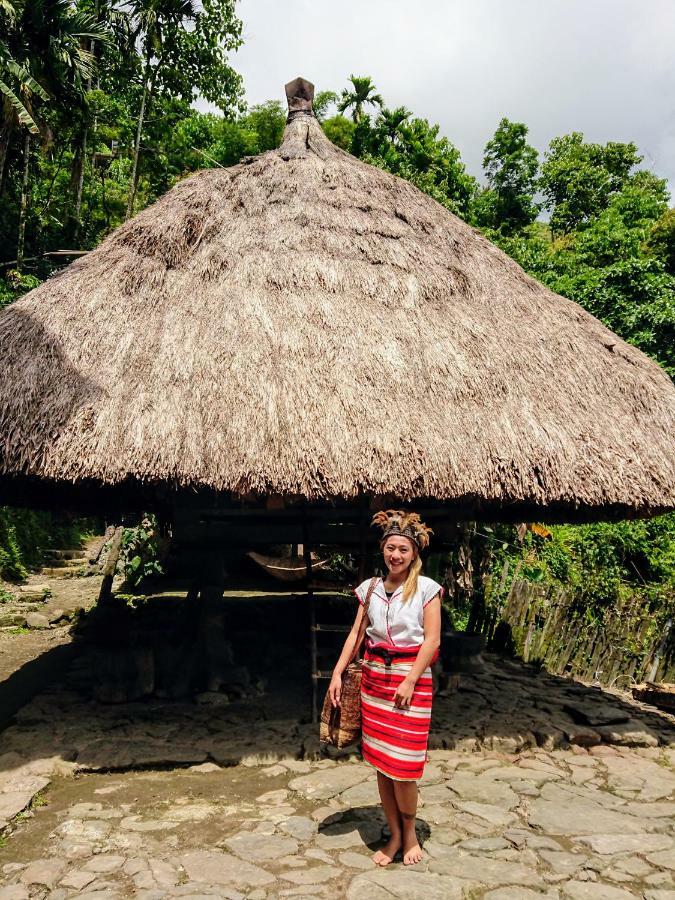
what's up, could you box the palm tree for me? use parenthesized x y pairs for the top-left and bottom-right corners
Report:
(124, 0), (199, 220)
(337, 75), (383, 123)
(377, 106), (411, 145)
(0, 0), (109, 266)
(0, 1), (48, 185)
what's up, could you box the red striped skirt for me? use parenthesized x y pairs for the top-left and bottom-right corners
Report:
(361, 642), (436, 782)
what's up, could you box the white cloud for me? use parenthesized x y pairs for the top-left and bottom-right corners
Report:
(223, 0), (675, 199)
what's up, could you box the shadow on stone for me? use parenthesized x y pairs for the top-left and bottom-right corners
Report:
(0, 589), (674, 778)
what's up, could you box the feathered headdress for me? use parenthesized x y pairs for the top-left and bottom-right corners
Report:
(371, 509), (433, 550)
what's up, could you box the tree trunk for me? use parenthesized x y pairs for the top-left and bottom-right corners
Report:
(72, 126), (88, 242)
(73, 33), (95, 243)
(16, 132), (31, 273)
(0, 118), (14, 197)
(126, 61), (152, 221)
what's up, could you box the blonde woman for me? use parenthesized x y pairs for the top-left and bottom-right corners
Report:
(329, 511), (442, 867)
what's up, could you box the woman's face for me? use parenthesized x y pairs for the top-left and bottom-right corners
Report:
(382, 535), (416, 577)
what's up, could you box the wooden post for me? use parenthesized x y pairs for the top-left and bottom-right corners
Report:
(357, 514), (369, 582)
(303, 517), (318, 722)
(97, 525), (123, 606)
(647, 618), (672, 682)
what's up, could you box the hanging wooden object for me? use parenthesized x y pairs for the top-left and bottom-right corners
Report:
(247, 550), (328, 583)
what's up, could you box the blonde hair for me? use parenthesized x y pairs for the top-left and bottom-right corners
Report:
(380, 537), (422, 603)
(402, 554), (422, 603)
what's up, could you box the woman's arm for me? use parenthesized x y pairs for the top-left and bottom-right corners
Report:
(393, 594), (441, 708)
(328, 604), (368, 707)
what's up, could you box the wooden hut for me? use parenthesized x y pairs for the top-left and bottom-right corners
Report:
(0, 77), (673, 539)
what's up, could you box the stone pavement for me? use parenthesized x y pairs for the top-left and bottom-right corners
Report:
(1, 656), (675, 898)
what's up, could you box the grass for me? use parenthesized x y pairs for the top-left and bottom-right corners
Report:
(31, 791), (49, 809)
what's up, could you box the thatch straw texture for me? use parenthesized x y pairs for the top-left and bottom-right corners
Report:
(0, 109), (674, 519)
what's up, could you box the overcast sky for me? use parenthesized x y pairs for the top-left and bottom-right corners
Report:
(230, 0), (675, 200)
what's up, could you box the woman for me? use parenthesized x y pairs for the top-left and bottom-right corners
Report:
(329, 510), (442, 867)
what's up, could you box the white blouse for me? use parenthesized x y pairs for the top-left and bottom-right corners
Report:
(354, 575), (443, 648)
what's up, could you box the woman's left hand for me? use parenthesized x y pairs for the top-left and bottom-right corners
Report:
(393, 677), (416, 709)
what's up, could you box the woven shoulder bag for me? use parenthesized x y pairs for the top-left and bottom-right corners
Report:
(320, 576), (377, 748)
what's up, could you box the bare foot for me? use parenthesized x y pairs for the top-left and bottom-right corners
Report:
(402, 836), (424, 866)
(372, 835), (402, 866)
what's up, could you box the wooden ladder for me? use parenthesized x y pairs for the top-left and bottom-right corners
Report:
(310, 595), (352, 723)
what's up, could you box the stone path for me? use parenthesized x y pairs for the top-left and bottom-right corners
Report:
(3, 740), (675, 898)
(1, 652), (675, 898)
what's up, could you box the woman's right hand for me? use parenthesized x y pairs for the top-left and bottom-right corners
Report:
(329, 672), (342, 708)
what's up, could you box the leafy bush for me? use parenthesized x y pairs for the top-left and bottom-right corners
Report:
(120, 515), (163, 588)
(0, 508), (97, 582)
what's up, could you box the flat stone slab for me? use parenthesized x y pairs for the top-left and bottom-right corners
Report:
(528, 796), (648, 836)
(224, 832), (299, 861)
(538, 849), (589, 875)
(19, 859), (67, 888)
(485, 890), (560, 900)
(339, 851), (373, 870)
(446, 773), (519, 808)
(457, 837), (511, 851)
(563, 703), (630, 727)
(179, 850), (274, 888)
(278, 815), (318, 841)
(561, 882), (638, 899)
(455, 800), (517, 826)
(646, 849), (675, 871)
(288, 765), (371, 800)
(347, 869), (473, 899)
(81, 854), (125, 873)
(428, 851), (541, 887)
(59, 870), (98, 891)
(279, 865), (341, 885)
(483, 765), (562, 784)
(0, 791), (41, 829)
(337, 778), (380, 807)
(595, 721), (659, 747)
(575, 834), (673, 855)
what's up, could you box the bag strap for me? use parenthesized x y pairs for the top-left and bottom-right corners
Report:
(349, 576), (378, 665)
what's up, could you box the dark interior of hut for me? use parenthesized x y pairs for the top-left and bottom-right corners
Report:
(2, 500), (673, 783)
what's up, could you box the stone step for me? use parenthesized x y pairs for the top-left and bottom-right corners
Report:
(42, 557), (85, 569)
(41, 566), (85, 578)
(44, 549), (86, 560)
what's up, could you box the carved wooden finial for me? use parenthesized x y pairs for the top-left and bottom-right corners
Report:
(285, 77), (315, 120)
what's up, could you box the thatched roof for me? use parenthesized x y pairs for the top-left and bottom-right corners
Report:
(1, 78), (674, 521)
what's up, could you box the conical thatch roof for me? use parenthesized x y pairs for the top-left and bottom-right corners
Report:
(1, 78), (674, 521)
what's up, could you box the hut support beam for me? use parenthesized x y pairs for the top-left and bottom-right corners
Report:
(302, 518), (319, 723)
(97, 525), (124, 606)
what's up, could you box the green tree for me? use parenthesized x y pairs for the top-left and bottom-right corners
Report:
(313, 89), (337, 122)
(0, 0), (108, 181)
(321, 114), (355, 150)
(496, 168), (673, 377)
(474, 117), (539, 234)
(646, 208), (675, 275)
(241, 101), (285, 152)
(0, 19), (50, 178)
(363, 113), (478, 218)
(376, 105), (412, 146)
(337, 74), (383, 123)
(540, 133), (642, 235)
(123, 0), (242, 218)
(0, 0), (110, 267)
